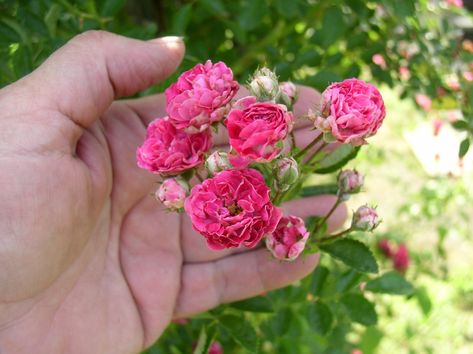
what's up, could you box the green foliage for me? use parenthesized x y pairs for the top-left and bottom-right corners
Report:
(320, 239), (379, 274)
(365, 271), (414, 295)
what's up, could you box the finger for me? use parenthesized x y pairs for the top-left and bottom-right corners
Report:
(175, 249), (319, 318)
(3, 31), (184, 134)
(180, 195), (346, 263)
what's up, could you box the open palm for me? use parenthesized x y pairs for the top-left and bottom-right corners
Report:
(0, 31), (346, 354)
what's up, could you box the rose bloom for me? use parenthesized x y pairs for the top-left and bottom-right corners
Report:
(165, 60), (239, 133)
(315, 78), (386, 146)
(225, 96), (293, 167)
(372, 54), (387, 70)
(266, 216), (309, 261)
(184, 168), (282, 250)
(136, 118), (211, 174)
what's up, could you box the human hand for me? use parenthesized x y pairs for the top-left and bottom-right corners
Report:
(0, 31), (346, 354)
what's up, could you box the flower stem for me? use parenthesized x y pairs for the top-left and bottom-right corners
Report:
(306, 142), (328, 166)
(317, 228), (352, 244)
(295, 133), (323, 158)
(196, 171), (205, 183)
(318, 197), (341, 228)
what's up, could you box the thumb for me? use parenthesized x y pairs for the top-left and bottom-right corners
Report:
(11, 30), (185, 129)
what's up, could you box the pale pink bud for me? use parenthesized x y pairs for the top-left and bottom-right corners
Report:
(399, 66), (410, 80)
(352, 205), (380, 232)
(248, 67), (280, 101)
(415, 93), (432, 112)
(279, 81), (298, 107)
(463, 71), (473, 82)
(393, 243), (410, 273)
(205, 151), (231, 175)
(275, 157), (299, 191)
(337, 169), (364, 195)
(266, 216), (309, 261)
(372, 54), (387, 70)
(156, 178), (189, 210)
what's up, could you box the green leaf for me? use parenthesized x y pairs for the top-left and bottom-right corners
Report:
(229, 296), (274, 313)
(415, 286), (432, 317)
(100, 0), (126, 17)
(319, 6), (346, 48)
(171, 3), (193, 35)
(193, 327), (208, 354)
(365, 271), (414, 295)
(238, 0), (267, 31)
(320, 239), (379, 274)
(219, 315), (258, 353)
(301, 184), (338, 197)
(305, 70), (341, 91)
(309, 265), (329, 296)
(275, 0), (301, 19)
(200, 0), (228, 17)
(452, 120), (469, 131)
(44, 4), (61, 37)
(271, 307), (292, 336)
(459, 138), (470, 158)
(359, 326), (384, 354)
(307, 301), (333, 334)
(313, 145), (361, 174)
(336, 270), (362, 293)
(341, 294), (378, 326)
(12, 44), (32, 79)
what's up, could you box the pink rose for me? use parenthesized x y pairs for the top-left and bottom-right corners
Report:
(136, 118), (211, 174)
(225, 96), (293, 167)
(266, 216), (309, 261)
(315, 78), (386, 146)
(184, 168), (282, 250)
(165, 60), (239, 133)
(393, 244), (410, 273)
(156, 178), (189, 210)
(415, 93), (432, 112)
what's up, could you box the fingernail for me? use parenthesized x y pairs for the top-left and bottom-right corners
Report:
(150, 36), (184, 44)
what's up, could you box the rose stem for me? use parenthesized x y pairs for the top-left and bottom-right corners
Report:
(317, 227), (352, 244)
(290, 131), (296, 150)
(318, 197), (341, 228)
(306, 142), (328, 166)
(196, 171), (205, 182)
(294, 133), (323, 158)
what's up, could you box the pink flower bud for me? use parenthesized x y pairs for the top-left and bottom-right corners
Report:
(156, 178), (189, 210)
(351, 205), (380, 232)
(393, 243), (410, 273)
(209, 341), (223, 354)
(205, 151), (231, 175)
(266, 216), (309, 261)
(279, 81), (298, 107)
(378, 239), (393, 257)
(372, 54), (387, 70)
(275, 157), (299, 191)
(248, 67), (280, 101)
(415, 94), (432, 112)
(463, 71), (473, 82)
(337, 169), (364, 195)
(399, 66), (410, 81)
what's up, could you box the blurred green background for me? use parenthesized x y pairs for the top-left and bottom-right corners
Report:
(1, 0), (473, 353)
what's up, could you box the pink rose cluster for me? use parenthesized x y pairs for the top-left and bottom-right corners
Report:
(136, 60), (386, 263)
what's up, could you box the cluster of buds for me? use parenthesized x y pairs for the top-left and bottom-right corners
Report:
(378, 239), (410, 273)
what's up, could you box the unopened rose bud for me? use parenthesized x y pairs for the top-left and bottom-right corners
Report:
(378, 239), (393, 257)
(266, 216), (309, 261)
(337, 169), (364, 196)
(351, 205), (380, 232)
(206, 151), (231, 175)
(393, 243), (410, 273)
(156, 178), (189, 210)
(248, 67), (280, 101)
(275, 157), (299, 191)
(279, 81), (298, 107)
